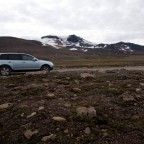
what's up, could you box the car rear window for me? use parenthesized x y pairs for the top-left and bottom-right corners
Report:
(0, 54), (8, 60)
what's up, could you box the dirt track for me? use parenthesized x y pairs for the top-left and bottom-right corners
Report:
(54, 66), (144, 72)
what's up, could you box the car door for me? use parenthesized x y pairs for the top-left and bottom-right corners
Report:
(21, 54), (40, 70)
(7, 54), (24, 70)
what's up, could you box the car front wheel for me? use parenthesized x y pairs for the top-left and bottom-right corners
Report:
(0, 66), (11, 76)
(41, 65), (50, 73)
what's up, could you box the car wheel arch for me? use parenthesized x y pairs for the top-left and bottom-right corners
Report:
(0, 65), (12, 70)
(0, 65), (12, 76)
(41, 64), (51, 69)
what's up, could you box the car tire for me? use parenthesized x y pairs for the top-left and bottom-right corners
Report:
(41, 65), (50, 73)
(0, 66), (11, 76)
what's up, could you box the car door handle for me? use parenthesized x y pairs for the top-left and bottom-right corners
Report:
(8, 61), (11, 63)
(22, 62), (26, 63)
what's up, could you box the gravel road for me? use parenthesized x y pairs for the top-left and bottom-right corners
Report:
(54, 66), (144, 72)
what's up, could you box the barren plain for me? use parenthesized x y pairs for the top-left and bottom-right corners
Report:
(0, 68), (144, 144)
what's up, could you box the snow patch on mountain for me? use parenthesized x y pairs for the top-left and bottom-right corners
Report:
(116, 44), (134, 53)
(70, 48), (78, 51)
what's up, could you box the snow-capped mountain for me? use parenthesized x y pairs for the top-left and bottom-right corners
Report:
(41, 34), (144, 54)
(99, 42), (144, 54)
(41, 34), (96, 49)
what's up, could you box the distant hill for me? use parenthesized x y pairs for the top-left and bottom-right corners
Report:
(0, 36), (90, 60)
(0, 36), (144, 60)
(0, 36), (51, 59)
(41, 34), (144, 54)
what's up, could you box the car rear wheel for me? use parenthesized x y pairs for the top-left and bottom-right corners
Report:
(41, 65), (50, 73)
(0, 66), (11, 76)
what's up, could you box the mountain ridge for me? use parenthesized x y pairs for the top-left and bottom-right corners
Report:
(0, 35), (144, 55)
(41, 34), (144, 54)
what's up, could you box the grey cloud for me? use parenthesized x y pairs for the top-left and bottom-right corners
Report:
(0, 0), (144, 45)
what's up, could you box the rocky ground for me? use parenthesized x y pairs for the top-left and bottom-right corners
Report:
(0, 69), (144, 144)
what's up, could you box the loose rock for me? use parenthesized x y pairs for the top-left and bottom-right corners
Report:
(136, 88), (142, 93)
(27, 112), (36, 118)
(52, 116), (66, 122)
(140, 83), (144, 86)
(64, 103), (71, 108)
(84, 127), (91, 134)
(101, 129), (108, 137)
(80, 73), (95, 78)
(41, 134), (56, 142)
(72, 88), (81, 93)
(38, 106), (44, 111)
(74, 80), (79, 84)
(24, 129), (38, 139)
(87, 107), (97, 118)
(76, 106), (96, 118)
(43, 83), (49, 87)
(64, 129), (69, 134)
(0, 103), (13, 109)
(76, 107), (88, 117)
(47, 93), (55, 98)
(121, 95), (135, 101)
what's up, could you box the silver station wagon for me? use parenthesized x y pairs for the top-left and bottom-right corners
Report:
(0, 53), (54, 76)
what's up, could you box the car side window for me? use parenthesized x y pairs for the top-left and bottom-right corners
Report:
(8, 54), (21, 60)
(22, 54), (34, 61)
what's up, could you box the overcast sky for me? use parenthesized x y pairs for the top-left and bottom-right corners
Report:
(0, 0), (144, 45)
